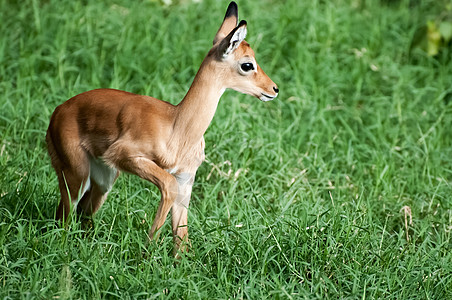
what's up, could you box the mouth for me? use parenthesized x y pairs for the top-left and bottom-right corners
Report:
(259, 93), (277, 102)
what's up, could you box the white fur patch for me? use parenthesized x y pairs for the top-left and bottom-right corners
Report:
(79, 176), (91, 199)
(224, 26), (247, 57)
(167, 167), (179, 175)
(89, 156), (117, 194)
(174, 172), (194, 207)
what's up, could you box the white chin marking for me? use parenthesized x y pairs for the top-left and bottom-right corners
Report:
(259, 94), (275, 102)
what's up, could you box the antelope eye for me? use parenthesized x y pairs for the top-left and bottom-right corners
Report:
(240, 62), (254, 72)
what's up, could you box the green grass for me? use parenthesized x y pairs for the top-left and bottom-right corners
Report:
(1, 0), (451, 298)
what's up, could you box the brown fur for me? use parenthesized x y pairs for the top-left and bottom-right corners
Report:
(46, 1), (278, 254)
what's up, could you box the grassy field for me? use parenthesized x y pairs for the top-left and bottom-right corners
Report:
(1, 0), (451, 298)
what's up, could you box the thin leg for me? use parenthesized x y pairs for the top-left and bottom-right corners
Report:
(171, 172), (195, 254)
(77, 170), (120, 216)
(76, 181), (108, 216)
(47, 128), (89, 223)
(55, 167), (90, 222)
(113, 155), (179, 242)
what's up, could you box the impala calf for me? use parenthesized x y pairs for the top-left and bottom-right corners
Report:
(46, 1), (278, 253)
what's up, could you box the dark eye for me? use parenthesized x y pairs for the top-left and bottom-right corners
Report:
(240, 63), (254, 72)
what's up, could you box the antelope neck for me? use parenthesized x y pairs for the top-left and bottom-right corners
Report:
(172, 60), (226, 145)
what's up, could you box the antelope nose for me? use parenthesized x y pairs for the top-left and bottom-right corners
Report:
(273, 86), (279, 94)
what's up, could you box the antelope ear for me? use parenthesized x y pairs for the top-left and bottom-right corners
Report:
(217, 20), (247, 58)
(213, 1), (238, 45)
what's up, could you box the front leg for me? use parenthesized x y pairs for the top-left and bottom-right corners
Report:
(171, 172), (195, 255)
(111, 153), (179, 242)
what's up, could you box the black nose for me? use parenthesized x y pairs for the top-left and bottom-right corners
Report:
(273, 86), (279, 93)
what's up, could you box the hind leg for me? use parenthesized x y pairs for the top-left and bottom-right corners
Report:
(77, 181), (108, 216)
(47, 136), (90, 222)
(46, 112), (92, 223)
(77, 170), (119, 216)
(76, 181), (106, 230)
(55, 165), (90, 223)
(77, 157), (119, 216)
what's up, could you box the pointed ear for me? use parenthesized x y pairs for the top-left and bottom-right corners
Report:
(217, 20), (247, 58)
(213, 1), (238, 45)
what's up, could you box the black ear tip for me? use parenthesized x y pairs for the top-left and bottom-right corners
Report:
(238, 20), (247, 27)
(228, 1), (238, 10)
(225, 1), (238, 19)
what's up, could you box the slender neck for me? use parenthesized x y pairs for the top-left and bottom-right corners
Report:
(172, 59), (226, 145)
